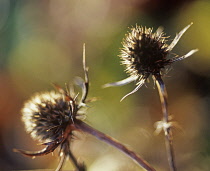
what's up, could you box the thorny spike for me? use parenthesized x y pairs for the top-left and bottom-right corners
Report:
(81, 43), (89, 104)
(69, 83), (75, 97)
(170, 49), (198, 63)
(14, 44), (91, 171)
(156, 26), (164, 37)
(53, 83), (66, 94)
(53, 83), (73, 101)
(74, 92), (80, 101)
(56, 151), (66, 171)
(14, 142), (59, 157)
(65, 83), (70, 96)
(120, 75), (148, 102)
(104, 23), (197, 102)
(53, 83), (75, 123)
(68, 101), (75, 124)
(83, 43), (88, 83)
(167, 23), (193, 51)
(103, 76), (138, 88)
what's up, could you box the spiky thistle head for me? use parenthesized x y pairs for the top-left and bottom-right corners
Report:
(104, 23), (198, 101)
(22, 91), (77, 143)
(14, 44), (88, 171)
(120, 25), (170, 77)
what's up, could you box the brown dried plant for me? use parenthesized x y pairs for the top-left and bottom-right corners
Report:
(14, 44), (155, 171)
(104, 23), (198, 171)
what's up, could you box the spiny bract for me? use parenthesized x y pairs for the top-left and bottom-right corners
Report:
(22, 91), (75, 143)
(15, 44), (88, 171)
(121, 25), (170, 76)
(104, 23), (198, 101)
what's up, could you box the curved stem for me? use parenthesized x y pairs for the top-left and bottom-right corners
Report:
(68, 150), (86, 171)
(75, 120), (156, 171)
(56, 151), (66, 171)
(155, 74), (176, 171)
(66, 141), (86, 171)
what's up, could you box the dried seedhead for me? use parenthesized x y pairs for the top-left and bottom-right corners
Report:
(14, 44), (88, 171)
(104, 23), (198, 101)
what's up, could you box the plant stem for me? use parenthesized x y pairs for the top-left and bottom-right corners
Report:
(155, 74), (176, 171)
(75, 120), (156, 171)
(67, 145), (86, 171)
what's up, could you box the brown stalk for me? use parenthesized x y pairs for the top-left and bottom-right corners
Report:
(75, 120), (156, 171)
(155, 74), (176, 171)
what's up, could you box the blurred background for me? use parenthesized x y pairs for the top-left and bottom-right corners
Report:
(0, 0), (210, 170)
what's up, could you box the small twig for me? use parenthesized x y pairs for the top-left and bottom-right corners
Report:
(155, 74), (176, 171)
(67, 144), (86, 171)
(75, 120), (156, 171)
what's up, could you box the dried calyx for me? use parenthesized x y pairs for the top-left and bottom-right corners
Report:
(14, 44), (88, 171)
(103, 23), (198, 101)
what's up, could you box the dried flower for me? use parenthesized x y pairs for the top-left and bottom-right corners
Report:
(22, 91), (74, 143)
(14, 44), (158, 171)
(14, 44), (88, 171)
(103, 23), (198, 101)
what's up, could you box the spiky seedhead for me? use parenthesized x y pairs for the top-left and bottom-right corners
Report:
(120, 25), (171, 77)
(22, 91), (76, 143)
(15, 44), (89, 171)
(103, 23), (198, 100)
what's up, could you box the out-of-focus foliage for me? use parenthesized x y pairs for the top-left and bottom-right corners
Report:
(0, 0), (209, 171)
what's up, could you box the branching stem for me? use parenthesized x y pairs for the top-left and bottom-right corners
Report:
(155, 74), (176, 171)
(75, 120), (156, 171)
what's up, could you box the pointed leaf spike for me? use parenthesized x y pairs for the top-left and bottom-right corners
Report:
(52, 83), (66, 94)
(103, 76), (138, 88)
(170, 49), (198, 63)
(156, 26), (164, 37)
(80, 43), (89, 104)
(120, 78), (146, 102)
(13, 143), (59, 157)
(167, 23), (193, 51)
(83, 43), (88, 83)
(55, 152), (66, 171)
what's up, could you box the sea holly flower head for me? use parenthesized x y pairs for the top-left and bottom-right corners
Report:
(14, 44), (89, 171)
(104, 23), (198, 101)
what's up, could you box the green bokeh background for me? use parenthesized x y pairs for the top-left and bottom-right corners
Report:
(0, 0), (210, 170)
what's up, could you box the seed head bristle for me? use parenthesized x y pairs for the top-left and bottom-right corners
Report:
(120, 25), (171, 78)
(22, 91), (76, 143)
(103, 23), (197, 100)
(15, 44), (90, 171)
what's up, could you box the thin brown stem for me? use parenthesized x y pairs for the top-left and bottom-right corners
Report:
(62, 124), (86, 171)
(75, 120), (156, 171)
(155, 74), (176, 171)
(67, 143), (86, 171)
